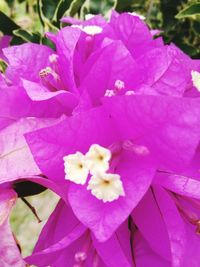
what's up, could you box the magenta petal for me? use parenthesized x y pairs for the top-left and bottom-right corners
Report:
(55, 27), (81, 92)
(155, 173), (200, 200)
(137, 45), (195, 96)
(22, 79), (68, 101)
(22, 79), (78, 114)
(153, 186), (187, 267)
(0, 83), (66, 128)
(26, 199), (86, 266)
(110, 13), (153, 58)
(34, 200), (85, 251)
(92, 221), (133, 267)
(132, 189), (171, 261)
(0, 189), (25, 267)
(0, 117), (64, 183)
(0, 35), (11, 61)
(133, 231), (170, 267)
(3, 43), (53, 84)
(103, 95), (200, 171)
(182, 223), (200, 267)
(25, 108), (118, 181)
(61, 16), (82, 24)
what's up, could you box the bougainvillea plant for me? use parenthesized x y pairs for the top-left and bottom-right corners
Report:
(2, 6), (200, 267)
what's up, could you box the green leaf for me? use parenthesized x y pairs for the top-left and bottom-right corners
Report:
(0, 11), (19, 35)
(67, 0), (86, 17)
(41, 36), (55, 50)
(80, 0), (116, 16)
(115, 0), (133, 12)
(37, 0), (59, 30)
(5, 0), (14, 8)
(160, 0), (184, 28)
(53, 0), (73, 23)
(176, 3), (200, 19)
(39, 0), (60, 21)
(10, 36), (26, 45)
(0, 59), (7, 73)
(13, 29), (41, 43)
(37, 0), (73, 29)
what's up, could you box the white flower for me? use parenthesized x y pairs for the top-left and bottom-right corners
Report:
(114, 79), (125, 91)
(85, 14), (95, 20)
(82, 25), (103, 35)
(63, 152), (89, 185)
(128, 12), (146, 20)
(104, 89), (115, 97)
(125, 90), (135, 96)
(87, 172), (125, 202)
(72, 24), (103, 35)
(49, 54), (58, 63)
(85, 144), (111, 175)
(191, 70), (200, 91)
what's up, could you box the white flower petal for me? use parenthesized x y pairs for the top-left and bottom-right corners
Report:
(63, 152), (89, 185)
(191, 70), (200, 91)
(85, 144), (111, 175)
(87, 172), (125, 202)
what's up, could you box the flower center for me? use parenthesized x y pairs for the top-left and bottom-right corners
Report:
(104, 79), (135, 97)
(172, 193), (200, 235)
(38, 54), (66, 91)
(87, 172), (125, 203)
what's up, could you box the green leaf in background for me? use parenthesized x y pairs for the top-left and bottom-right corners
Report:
(115, 0), (133, 12)
(80, 0), (116, 17)
(53, 0), (71, 23)
(176, 3), (200, 19)
(0, 11), (19, 35)
(0, 59), (8, 73)
(160, 0), (185, 29)
(67, 0), (86, 17)
(5, 0), (15, 8)
(37, 0), (73, 29)
(39, 0), (60, 21)
(13, 28), (41, 43)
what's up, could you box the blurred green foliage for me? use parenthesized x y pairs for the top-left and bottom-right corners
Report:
(0, 0), (200, 57)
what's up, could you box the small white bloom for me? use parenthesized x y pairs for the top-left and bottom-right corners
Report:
(71, 24), (83, 30)
(191, 70), (200, 91)
(87, 172), (125, 202)
(128, 12), (146, 20)
(85, 144), (111, 174)
(72, 24), (103, 35)
(49, 54), (58, 63)
(63, 152), (89, 185)
(114, 79), (125, 91)
(104, 89), (115, 97)
(82, 25), (103, 35)
(125, 90), (135, 96)
(85, 14), (95, 20)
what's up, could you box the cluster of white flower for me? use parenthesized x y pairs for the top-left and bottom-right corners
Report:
(63, 144), (125, 202)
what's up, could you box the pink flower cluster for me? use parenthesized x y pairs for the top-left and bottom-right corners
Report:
(1, 11), (200, 267)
